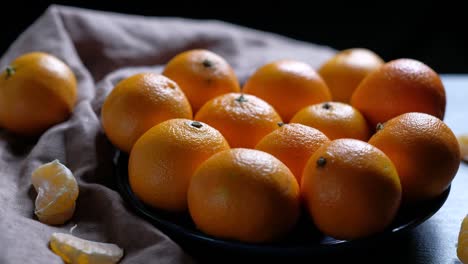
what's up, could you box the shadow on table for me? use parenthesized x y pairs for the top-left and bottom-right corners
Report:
(0, 129), (38, 157)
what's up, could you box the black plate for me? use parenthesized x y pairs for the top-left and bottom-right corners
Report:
(114, 151), (450, 258)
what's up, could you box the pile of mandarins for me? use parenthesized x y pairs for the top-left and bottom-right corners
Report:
(101, 48), (461, 242)
(0, 49), (462, 245)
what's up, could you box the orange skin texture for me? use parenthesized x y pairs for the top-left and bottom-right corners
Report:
(255, 123), (330, 183)
(188, 148), (300, 243)
(101, 73), (192, 153)
(351, 58), (446, 129)
(301, 139), (402, 240)
(0, 52), (77, 135)
(291, 102), (371, 141)
(368, 112), (460, 204)
(162, 49), (240, 112)
(318, 48), (384, 103)
(195, 93), (282, 148)
(243, 60), (331, 122)
(129, 119), (230, 212)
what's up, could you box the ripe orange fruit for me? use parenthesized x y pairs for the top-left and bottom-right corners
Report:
(188, 148), (300, 243)
(129, 119), (229, 212)
(195, 93), (282, 148)
(255, 123), (329, 182)
(351, 58), (446, 128)
(301, 139), (402, 240)
(243, 60), (331, 122)
(101, 73), (192, 153)
(291, 102), (370, 141)
(368, 112), (460, 203)
(0, 52), (77, 135)
(318, 48), (384, 103)
(162, 49), (240, 112)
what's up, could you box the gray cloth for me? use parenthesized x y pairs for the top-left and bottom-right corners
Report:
(0, 5), (335, 263)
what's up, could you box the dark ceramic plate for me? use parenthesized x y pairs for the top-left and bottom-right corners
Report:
(114, 151), (450, 258)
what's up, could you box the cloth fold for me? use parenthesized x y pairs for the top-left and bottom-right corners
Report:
(0, 5), (334, 263)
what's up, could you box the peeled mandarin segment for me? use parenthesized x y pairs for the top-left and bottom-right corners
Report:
(31, 160), (78, 225)
(38, 203), (77, 226)
(50, 233), (124, 264)
(458, 134), (468, 162)
(458, 215), (468, 263)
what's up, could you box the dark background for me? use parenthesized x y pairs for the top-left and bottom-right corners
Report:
(2, 1), (468, 73)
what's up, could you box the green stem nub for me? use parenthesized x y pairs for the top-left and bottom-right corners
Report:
(235, 94), (248, 103)
(277, 122), (285, 127)
(322, 102), (332, 110)
(202, 59), (213, 68)
(316, 157), (327, 168)
(376, 123), (384, 131)
(5, 66), (15, 79)
(191, 121), (203, 128)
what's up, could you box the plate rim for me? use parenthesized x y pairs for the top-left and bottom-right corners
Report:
(114, 150), (451, 255)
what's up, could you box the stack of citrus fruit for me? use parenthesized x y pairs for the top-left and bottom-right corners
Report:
(96, 48), (462, 244)
(2, 46), (461, 261)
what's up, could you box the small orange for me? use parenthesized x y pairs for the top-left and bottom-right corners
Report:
(318, 48), (384, 103)
(243, 60), (331, 122)
(188, 148), (300, 243)
(195, 93), (282, 148)
(255, 123), (329, 182)
(351, 58), (446, 128)
(301, 139), (402, 240)
(368, 112), (460, 203)
(162, 49), (240, 112)
(291, 102), (370, 141)
(0, 52), (77, 135)
(101, 73), (192, 153)
(129, 119), (229, 212)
